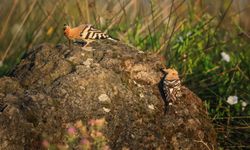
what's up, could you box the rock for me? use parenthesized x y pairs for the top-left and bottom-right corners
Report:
(0, 40), (217, 149)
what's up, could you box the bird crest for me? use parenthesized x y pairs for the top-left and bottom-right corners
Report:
(162, 68), (179, 81)
(63, 24), (71, 37)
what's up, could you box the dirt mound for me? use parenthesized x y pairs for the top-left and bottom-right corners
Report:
(0, 40), (217, 149)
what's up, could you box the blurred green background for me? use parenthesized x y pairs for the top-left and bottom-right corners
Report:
(0, 0), (249, 149)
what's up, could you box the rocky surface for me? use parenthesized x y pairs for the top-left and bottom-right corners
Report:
(0, 40), (217, 149)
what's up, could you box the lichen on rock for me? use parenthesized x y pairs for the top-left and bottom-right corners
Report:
(0, 40), (217, 149)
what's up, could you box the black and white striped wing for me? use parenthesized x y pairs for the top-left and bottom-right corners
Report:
(80, 24), (109, 40)
(163, 77), (172, 104)
(163, 78), (182, 104)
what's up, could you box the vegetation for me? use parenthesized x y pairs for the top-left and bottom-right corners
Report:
(0, 0), (249, 149)
(43, 118), (109, 150)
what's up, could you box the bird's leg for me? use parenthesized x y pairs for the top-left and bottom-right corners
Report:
(68, 39), (72, 50)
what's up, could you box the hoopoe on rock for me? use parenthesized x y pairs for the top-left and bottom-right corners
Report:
(162, 68), (182, 106)
(63, 24), (116, 48)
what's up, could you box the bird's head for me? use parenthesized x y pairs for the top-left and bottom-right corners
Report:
(63, 24), (71, 37)
(162, 68), (179, 80)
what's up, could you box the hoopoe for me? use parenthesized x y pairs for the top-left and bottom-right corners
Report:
(63, 24), (116, 48)
(162, 68), (182, 106)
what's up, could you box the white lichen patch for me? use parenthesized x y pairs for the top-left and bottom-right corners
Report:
(131, 134), (135, 139)
(148, 104), (155, 110)
(79, 86), (85, 90)
(83, 58), (93, 67)
(103, 107), (111, 113)
(98, 94), (111, 102)
(133, 80), (143, 87)
(139, 93), (144, 98)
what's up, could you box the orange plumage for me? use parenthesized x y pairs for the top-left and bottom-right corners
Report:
(63, 24), (84, 40)
(63, 24), (116, 48)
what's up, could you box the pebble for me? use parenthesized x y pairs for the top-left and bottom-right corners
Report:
(98, 94), (111, 102)
(103, 107), (111, 112)
(148, 104), (155, 110)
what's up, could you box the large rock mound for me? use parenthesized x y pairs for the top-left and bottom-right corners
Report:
(0, 40), (217, 149)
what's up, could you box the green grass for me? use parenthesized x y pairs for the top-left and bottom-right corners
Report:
(165, 16), (250, 148)
(0, 0), (250, 149)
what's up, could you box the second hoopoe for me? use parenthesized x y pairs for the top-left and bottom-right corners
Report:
(63, 24), (116, 48)
(162, 68), (182, 106)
